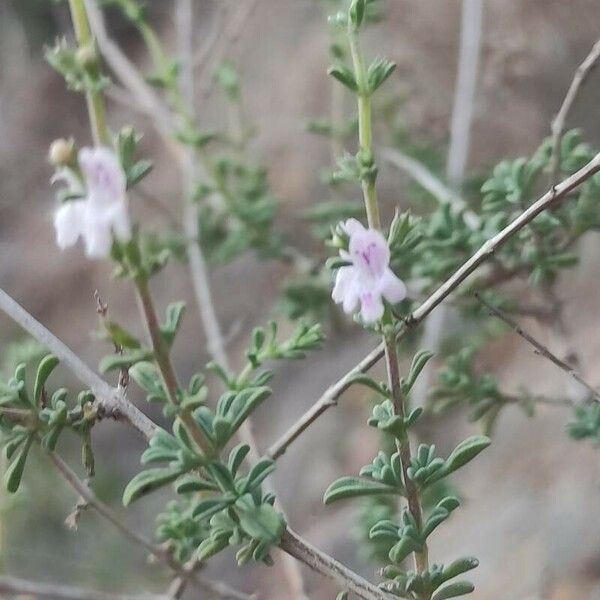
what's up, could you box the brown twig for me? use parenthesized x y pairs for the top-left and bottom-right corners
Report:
(279, 528), (392, 600)
(550, 39), (600, 184)
(47, 451), (255, 600)
(0, 575), (168, 600)
(196, 0), (261, 100)
(475, 293), (599, 403)
(133, 277), (213, 455)
(266, 151), (600, 460)
(0, 288), (157, 441)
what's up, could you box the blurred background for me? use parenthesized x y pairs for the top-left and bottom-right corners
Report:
(0, 0), (599, 598)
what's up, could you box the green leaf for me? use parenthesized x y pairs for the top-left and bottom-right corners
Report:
(161, 302), (186, 346)
(441, 557), (479, 584)
(367, 57), (396, 92)
(99, 349), (153, 373)
(33, 355), (59, 405)
(228, 444), (250, 476)
(403, 350), (435, 394)
(197, 536), (229, 561)
(349, 0), (366, 29)
(4, 434), (33, 493)
(192, 498), (232, 521)
(440, 436), (491, 479)
(129, 361), (166, 402)
(242, 458), (275, 493)
(431, 581), (474, 600)
(122, 467), (184, 506)
(328, 64), (358, 92)
(347, 374), (388, 396)
(389, 536), (420, 564)
(175, 475), (218, 494)
(103, 322), (141, 349)
(323, 476), (398, 504)
(236, 497), (284, 543)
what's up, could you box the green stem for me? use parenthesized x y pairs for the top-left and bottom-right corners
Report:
(348, 24), (380, 229)
(134, 276), (213, 457)
(348, 19), (429, 579)
(67, 0), (110, 146)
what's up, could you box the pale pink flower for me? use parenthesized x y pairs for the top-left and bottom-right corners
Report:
(53, 147), (131, 259)
(332, 218), (406, 323)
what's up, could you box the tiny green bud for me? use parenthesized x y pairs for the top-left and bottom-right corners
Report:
(76, 44), (97, 69)
(48, 138), (76, 166)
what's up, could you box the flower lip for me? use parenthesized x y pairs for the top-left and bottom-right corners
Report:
(332, 218), (406, 324)
(52, 146), (131, 260)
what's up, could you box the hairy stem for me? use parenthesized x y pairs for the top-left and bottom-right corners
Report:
(348, 18), (429, 576)
(67, 0), (110, 145)
(134, 277), (212, 455)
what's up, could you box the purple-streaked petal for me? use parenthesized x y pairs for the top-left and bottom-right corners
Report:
(359, 291), (384, 323)
(79, 147), (126, 206)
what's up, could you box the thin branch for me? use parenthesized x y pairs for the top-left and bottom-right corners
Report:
(380, 147), (480, 228)
(475, 293), (599, 403)
(267, 151), (600, 459)
(550, 38), (600, 184)
(196, 0), (262, 100)
(175, 2), (308, 596)
(48, 452), (255, 600)
(84, 0), (179, 150)
(0, 576), (167, 600)
(410, 0), (483, 412)
(0, 288), (157, 441)
(279, 528), (393, 600)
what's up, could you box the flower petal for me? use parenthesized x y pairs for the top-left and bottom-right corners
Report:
(54, 202), (85, 249)
(379, 268), (407, 305)
(82, 204), (113, 259)
(332, 267), (360, 314)
(342, 218), (366, 236)
(79, 147), (126, 206)
(360, 291), (384, 324)
(349, 228), (389, 278)
(107, 201), (132, 242)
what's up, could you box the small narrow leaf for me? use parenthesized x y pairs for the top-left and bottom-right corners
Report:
(33, 355), (59, 405)
(328, 64), (358, 92)
(432, 581), (474, 600)
(4, 435), (33, 493)
(323, 476), (398, 504)
(122, 467), (183, 506)
(243, 458), (276, 493)
(441, 436), (491, 478)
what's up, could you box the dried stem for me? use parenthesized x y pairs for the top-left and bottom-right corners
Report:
(476, 293), (599, 402)
(174, 3), (308, 595)
(279, 528), (392, 600)
(0, 575), (168, 600)
(410, 0), (483, 412)
(550, 38), (600, 184)
(348, 19), (428, 576)
(133, 277), (213, 455)
(0, 288), (156, 441)
(267, 151), (600, 459)
(47, 452), (253, 600)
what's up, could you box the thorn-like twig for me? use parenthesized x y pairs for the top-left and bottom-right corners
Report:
(475, 292), (599, 403)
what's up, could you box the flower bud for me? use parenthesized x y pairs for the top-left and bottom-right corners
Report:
(76, 44), (97, 69)
(48, 138), (76, 166)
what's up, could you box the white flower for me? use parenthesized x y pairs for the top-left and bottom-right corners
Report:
(53, 147), (131, 259)
(332, 218), (407, 324)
